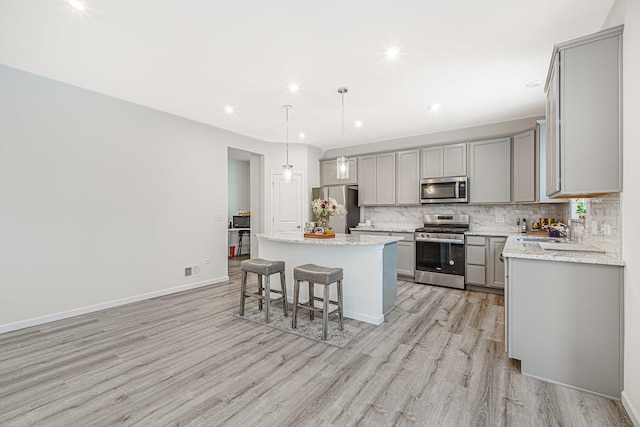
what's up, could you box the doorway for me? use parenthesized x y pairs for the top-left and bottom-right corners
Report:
(228, 147), (263, 266)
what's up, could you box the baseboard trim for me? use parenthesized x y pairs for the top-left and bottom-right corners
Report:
(623, 391), (640, 427)
(343, 309), (384, 326)
(0, 276), (229, 334)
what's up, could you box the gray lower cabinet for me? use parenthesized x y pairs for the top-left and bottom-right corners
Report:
(392, 232), (415, 277)
(350, 230), (414, 277)
(465, 235), (506, 291)
(469, 138), (511, 203)
(505, 257), (622, 398)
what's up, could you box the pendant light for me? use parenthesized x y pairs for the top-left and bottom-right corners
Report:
(282, 105), (293, 183)
(336, 87), (349, 180)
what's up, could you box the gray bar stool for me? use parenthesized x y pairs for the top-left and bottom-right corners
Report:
(240, 258), (287, 323)
(292, 264), (344, 340)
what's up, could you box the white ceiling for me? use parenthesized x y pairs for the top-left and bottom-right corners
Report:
(0, 0), (614, 150)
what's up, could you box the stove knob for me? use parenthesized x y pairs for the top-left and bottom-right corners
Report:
(449, 260), (455, 265)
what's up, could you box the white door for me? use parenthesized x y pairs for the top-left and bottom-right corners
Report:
(272, 172), (303, 232)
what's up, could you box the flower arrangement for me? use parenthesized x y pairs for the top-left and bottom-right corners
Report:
(311, 197), (347, 228)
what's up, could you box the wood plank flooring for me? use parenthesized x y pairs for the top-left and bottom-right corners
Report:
(0, 257), (632, 426)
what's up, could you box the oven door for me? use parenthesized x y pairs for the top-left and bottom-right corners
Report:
(415, 238), (465, 289)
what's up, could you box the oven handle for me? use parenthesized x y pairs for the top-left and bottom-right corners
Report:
(415, 237), (465, 244)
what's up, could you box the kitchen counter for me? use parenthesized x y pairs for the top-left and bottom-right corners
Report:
(502, 235), (624, 266)
(256, 232), (399, 325)
(259, 231), (403, 245)
(349, 226), (417, 233)
(465, 230), (512, 237)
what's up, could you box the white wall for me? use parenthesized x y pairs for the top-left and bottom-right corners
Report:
(227, 159), (250, 220)
(0, 65), (293, 332)
(619, 0), (640, 423)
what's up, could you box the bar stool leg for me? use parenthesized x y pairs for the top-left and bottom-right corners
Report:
(292, 279), (300, 329)
(240, 270), (247, 316)
(322, 282), (330, 340)
(308, 282), (315, 320)
(337, 279), (344, 331)
(265, 274), (271, 323)
(279, 271), (288, 316)
(257, 274), (263, 311)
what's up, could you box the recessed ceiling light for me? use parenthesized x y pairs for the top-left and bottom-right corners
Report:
(298, 132), (306, 139)
(384, 46), (400, 60)
(224, 106), (235, 114)
(526, 80), (543, 88)
(427, 104), (442, 112)
(354, 120), (364, 128)
(68, 0), (87, 11)
(287, 83), (300, 93)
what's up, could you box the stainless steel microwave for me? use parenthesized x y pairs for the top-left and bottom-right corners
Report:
(420, 176), (468, 204)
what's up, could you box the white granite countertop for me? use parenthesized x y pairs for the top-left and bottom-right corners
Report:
(502, 235), (625, 266)
(349, 226), (417, 233)
(256, 231), (404, 246)
(465, 230), (513, 237)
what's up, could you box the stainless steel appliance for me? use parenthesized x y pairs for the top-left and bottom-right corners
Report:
(420, 176), (468, 204)
(311, 185), (360, 234)
(414, 214), (469, 289)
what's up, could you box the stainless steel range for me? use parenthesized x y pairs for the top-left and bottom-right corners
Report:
(414, 214), (469, 289)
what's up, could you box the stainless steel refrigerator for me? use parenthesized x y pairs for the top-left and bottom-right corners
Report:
(311, 185), (360, 234)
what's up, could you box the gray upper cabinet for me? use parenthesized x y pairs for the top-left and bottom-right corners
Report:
(512, 130), (536, 203)
(421, 143), (467, 179)
(357, 153), (396, 206)
(545, 25), (623, 198)
(469, 137), (511, 204)
(396, 149), (420, 205)
(320, 158), (358, 186)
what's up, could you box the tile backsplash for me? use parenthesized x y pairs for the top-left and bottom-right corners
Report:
(565, 194), (621, 257)
(363, 195), (622, 257)
(364, 203), (565, 233)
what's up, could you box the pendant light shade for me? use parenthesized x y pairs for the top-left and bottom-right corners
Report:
(337, 87), (349, 180)
(282, 105), (293, 183)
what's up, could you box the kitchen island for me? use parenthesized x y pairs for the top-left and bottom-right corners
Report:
(255, 232), (403, 325)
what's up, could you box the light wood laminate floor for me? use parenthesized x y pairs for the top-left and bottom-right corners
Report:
(0, 257), (632, 426)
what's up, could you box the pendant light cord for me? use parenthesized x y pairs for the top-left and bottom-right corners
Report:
(286, 106), (289, 165)
(341, 91), (345, 157)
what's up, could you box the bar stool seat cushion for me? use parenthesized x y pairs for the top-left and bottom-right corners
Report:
(294, 264), (343, 285)
(241, 258), (285, 276)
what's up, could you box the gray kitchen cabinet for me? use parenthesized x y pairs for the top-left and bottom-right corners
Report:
(487, 237), (506, 288)
(506, 257), (622, 398)
(469, 137), (511, 203)
(392, 232), (415, 277)
(465, 235), (505, 291)
(350, 230), (414, 277)
(357, 153), (396, 206)
(512, 130), (535, 203)
(421, 143), (467, 179)
(320, 158), (358, 186)
(396, 149), (420, 205)
(545, 25), (622, 198)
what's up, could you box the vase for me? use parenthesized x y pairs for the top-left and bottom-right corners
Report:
(317, 217), (330, 229)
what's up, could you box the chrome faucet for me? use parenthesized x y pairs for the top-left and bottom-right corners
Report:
(557, 222), (570, 240)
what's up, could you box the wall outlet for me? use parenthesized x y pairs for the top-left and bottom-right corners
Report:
(371, 217), (376, 221)
(496, 217), (505, 223)
(399, 216), (405, 221)
(204, 259), (212, 265)
(603, 224), (611, 235)
(213, 215), (222, 221)
(591, 221), (598, 235)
